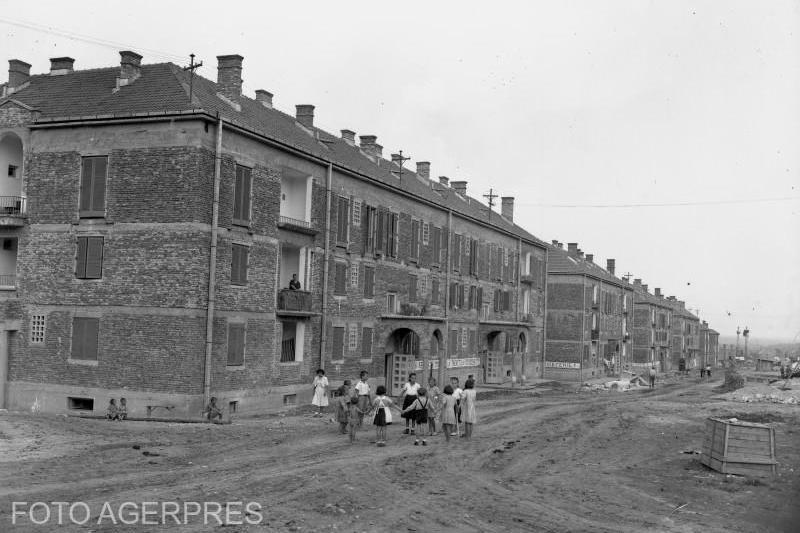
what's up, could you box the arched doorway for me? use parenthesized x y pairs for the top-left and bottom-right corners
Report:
(0, 133), (24, 200)
(385, 328), (420, 395)
(430, 329), (443, 385)
(484, 331), (504, 383)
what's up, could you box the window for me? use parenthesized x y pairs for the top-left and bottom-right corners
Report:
(386, 293), (397, 314)
(453, 234), (462, 272)
(352, 198), (362, 227)
(432, 227), (441, 265)
(409, 275), (418, 303)
(231, 244), (249, 285)
(363, 265), (375, 298)
(79, 156), (107, 217)
(76, 236), (104, 279)
(469, 239), (479, 276)
(592, 285), (599, 305)
(463, 285), (469, 308)
(469, 330), (477, 352)
(422, 223), (430, 245)
(233, 165), (252, 225)
(419, 274), (428, 297)
(332, 326), (345, 360)
(350, 263), (359, 287)
(481, 303), (489, 321)
(449, 329), (459, 354)
(461, 327), (468, 348)
(334, 263), (347, 295)
(348, 324), (358, 351)
(227, 323), (245, 366)
(387, 212), (399, 257)
(30, 314), (46, 344)
(362, 205), (376, 254)
(410, 219), (420, 260)
(71, 317), (99, 361)
(8, 164), (18, 178)
(362, 327), (373, 359)
(336, 196), (350, 245)
(503, 247), (509, 267)
(431, 278), (439, 305)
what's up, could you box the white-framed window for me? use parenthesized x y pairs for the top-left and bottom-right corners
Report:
(387, 293), (397, 314)
(481, 303), (490, 321)
(30, 314), (46, 344)
(422, 222), (430, 245)
(350, 263), (359, 287)
(461, 327), (468, 348)
(352, 198), (362, 227)
(348, 324), (359, 351)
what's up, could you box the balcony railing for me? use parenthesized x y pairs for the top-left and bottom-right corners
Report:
(278, 215), (317, 235)
(0, 197), (26, 226)
(0, 274), (16, 288)
(277, 289), (312, 313)
(280, 338), (296, 362)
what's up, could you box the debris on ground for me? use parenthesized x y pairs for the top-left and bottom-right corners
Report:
(718, 383), (800, 404)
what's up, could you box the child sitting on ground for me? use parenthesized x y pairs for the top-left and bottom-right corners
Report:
(106, 399), (118, 421)
(204, 397), (223, 422)
(117, 398), (128, 421)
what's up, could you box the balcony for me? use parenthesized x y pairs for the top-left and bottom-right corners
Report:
(278, 215), (317, 236)
(0, 273), (15, 290)
(277, 289), (315, 317)
(0, 197), (26, 227)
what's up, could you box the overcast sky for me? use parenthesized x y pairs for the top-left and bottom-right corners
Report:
(2, 1), (798, 342)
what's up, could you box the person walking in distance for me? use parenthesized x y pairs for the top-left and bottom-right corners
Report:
(450, 377), (463, 436)
(648, 366), (656, 389)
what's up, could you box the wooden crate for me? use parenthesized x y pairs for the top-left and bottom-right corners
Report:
(700, 417), (776, 477)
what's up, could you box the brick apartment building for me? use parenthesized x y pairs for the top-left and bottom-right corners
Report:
(544, 242), (634, 381)
(666, 297), (700, 371)
(0, 52), (547, 416)
(630, 281), (674, 372)
(698, 321), (720, 369)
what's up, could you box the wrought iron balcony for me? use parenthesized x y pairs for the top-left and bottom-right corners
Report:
(277, 289), (313, 315)
(278, 215), (317, 235)
(0, 197), (26, 226)
(0, 274), (15, 288)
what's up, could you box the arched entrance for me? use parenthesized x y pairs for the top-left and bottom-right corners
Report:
(0, 132), (24, 200)
(385, 328), (420, 395)
(430, 329), (443, 385)
(484, 330), (504, 383)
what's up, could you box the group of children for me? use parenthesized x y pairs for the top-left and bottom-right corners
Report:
(105, 398), (128, 421)
(333, 370), (478, 447)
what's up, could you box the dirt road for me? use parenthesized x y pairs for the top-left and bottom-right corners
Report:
(1, 378), (798, 532)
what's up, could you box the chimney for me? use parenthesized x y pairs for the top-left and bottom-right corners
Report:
(119, 51), (142, 82)
(295, 105), (315, 128)
(633, 278), (642, 286)
(501, 197), (514, 222)
(606, 259), (615, 275)
(391, 153), (402, 165)
(451, 181), (467, 196)
(577, 250), (584, 259)
(654, 287), (662, 297)
(567, 243), (578, 255)
(340, 129), (356, 146)
(255, 89), (273, 108)
(359, 135), (378, 156)
(216, 54), (243, 101)
(677, 300), (685, 309)
(667, 296), (676, 301)
(439, 176), (449, 187)
(642, 284), (648, 293)
(8, 59), (31, 89)
(558, 242), (563, 249)
(551, 240), (559, 247)
(586, 254), (593, 263)
(374, 143), (383, 158)
(49, 57), (75, 75)
(416, 161), (431, 179)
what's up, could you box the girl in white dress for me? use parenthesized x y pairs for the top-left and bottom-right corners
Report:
(311, 368), (329, 416)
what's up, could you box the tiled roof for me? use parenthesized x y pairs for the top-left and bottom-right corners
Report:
(3, 61), (547, 248)
(633, 288), (673, 308)
(546, 244), (630, 288)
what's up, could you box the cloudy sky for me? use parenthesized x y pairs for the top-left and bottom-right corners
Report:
(2, 1), (798, 341)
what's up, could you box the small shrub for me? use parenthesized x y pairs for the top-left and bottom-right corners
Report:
(717, 368), (745, 392)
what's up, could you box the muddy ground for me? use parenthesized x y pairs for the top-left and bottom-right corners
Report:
(0, 377), (798, 532)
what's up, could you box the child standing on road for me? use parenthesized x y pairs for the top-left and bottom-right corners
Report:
(461, 379), (477, 440)
(400, 373), (421, 435)
(402, 388), (431, 446)
(354, 371), (372, 429)
(648, 366), (656, 389)
(347, 397), (366, 444)
(371, 385), (400, 447)
(311, 369), (329, 416)
(439, 385), (457, 442)
(335, 385), (350, 434)
(427, 378), (441, 436)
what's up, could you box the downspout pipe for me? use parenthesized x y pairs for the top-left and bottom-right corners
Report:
(319, 162), (333, 372)
(441, 210), (453, 387)
(541, 247), (549, 379)
(203, 113), (223, 406)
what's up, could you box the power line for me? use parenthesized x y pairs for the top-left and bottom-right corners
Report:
(517, 196), (800, 209)
(0, 17), (187, 63)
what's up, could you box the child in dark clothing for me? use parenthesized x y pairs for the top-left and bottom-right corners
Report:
(347, 397), (366, 443)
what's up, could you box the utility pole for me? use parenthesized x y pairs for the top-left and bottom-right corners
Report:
(482, 188), (498, 221)
(743, 326), (750, 361)
(390, 150), (411, 186)
(183, 53), (203, 105)
(736, 326), (741, 359)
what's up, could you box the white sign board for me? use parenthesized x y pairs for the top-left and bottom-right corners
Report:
(413, 358), (481, 371)
(545, 361), (580, 369)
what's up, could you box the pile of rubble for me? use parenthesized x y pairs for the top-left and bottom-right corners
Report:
(582, 374), (649, 392)
(720, 383), (800, 404)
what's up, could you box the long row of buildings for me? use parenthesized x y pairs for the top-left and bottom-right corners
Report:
(0, 52), (718, 416)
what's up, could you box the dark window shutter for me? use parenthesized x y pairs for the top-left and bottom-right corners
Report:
(332, 326), (345, 359)
(449, 329), (458, 354)
(75, 236), (88, 278)
(390, 213), (399, 257)
(477, 287), (483, 308)
(494, 289), (500, 312)
(337, 197), (349, 244)
(362, 327), (373, 358)
(231, 244), (248, 285)
(72, 317), (99, 360)
(227, 323), (245, 365)
(234, 166), (252, 224)
(80, 156), (107, 215)
(362, 205), (372, 255)
(469, 286), (476, 309)
(376, 210), (386, 254)
(431, 278), (439, 305)
(409, 274), (417, 303)
(334, 263), (347, 294)
(79, 158), (93, 212)
(364, 266), (374, 298)
(411, 220), (419, 259)
(85, 237), (104, 279)
(432, 227), (441, 265)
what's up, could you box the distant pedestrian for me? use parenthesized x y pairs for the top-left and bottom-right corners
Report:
(204, 397), (223, 422)
(439, 385), (458, 442)
(700, 366), (706, 378)
(461, 379), (477, 440)
(335, 385), (350, 434)
(106, 399), (119, 421)
(648, 366), (656, 389)
(354, 371), (371, 429)
(371, 385), (400, 447)
(400, 372), (421, 435)
(705, 365), (712, 379)
(402, 388), (431, 446)
(117, 398), (128, 421)
(347, 397), (366, 444)
(450, 377), (463, 436)
(427, 377), (441, 436)
(311, 368), (329, 416)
